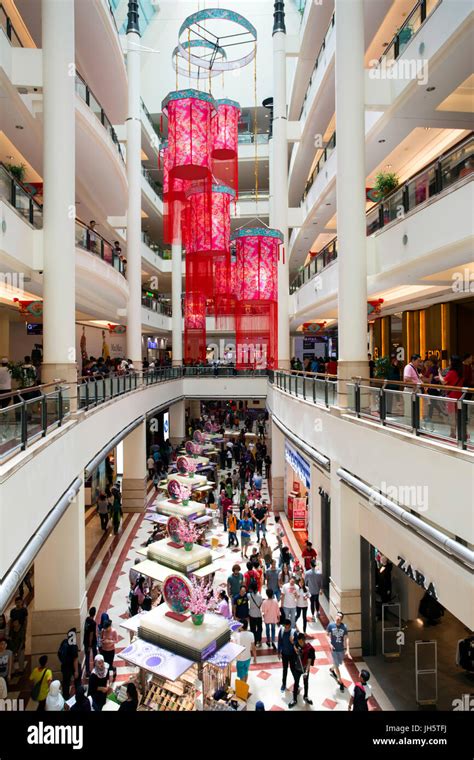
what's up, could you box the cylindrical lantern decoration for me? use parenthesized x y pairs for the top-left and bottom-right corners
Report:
(212, 99), (240, 195)
(184, 292), (207, 364)
(162, 89), (216, 180)
(214, 254), (235, 330)
(161, 140), (187, 246)
(231, 227), (283, 370)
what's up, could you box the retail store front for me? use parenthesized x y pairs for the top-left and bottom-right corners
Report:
(354, 489), (473, 711)
(284, 442), (311, 549)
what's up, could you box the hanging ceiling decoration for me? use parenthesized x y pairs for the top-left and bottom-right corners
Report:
(162, 89), (216, 180)
(177, 8), (257, 72)
(211, 99), (240, 194)
(172, 39), (228, 80)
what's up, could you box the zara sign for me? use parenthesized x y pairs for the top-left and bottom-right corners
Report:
(397, 556), (438, 599)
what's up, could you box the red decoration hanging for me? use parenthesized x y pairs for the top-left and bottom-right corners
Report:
(184, 292), (207, 364)
(211, 99), (240, 196)
(162, 89), (216, 180)
(231, 228), (282, 370)
(161, 140), (187, 246)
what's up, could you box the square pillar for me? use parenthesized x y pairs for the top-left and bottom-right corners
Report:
(122, 420), (147, 512)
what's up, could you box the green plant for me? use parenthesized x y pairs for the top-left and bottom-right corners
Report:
(374, 355), (391, 379)
(5, 163), (26, 183)
(374, 171), (399, 198)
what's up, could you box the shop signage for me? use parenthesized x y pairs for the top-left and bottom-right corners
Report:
(397, 556), (438, 599)
(285, 444), (310, 488)
(293, 498), (307, 530)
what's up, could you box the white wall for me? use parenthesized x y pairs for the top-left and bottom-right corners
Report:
(140, 1), (301, 112)
(8, 322), (127, 363)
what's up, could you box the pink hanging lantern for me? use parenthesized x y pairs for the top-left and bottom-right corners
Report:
(162, 89), (216, 180)
(161, 140), (187, 246)
(212, 99), (240, 195)
(184, 183), (234, 255)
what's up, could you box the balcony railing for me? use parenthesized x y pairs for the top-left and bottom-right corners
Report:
(238, 132), (270, 145)
(141, 296), (172, 316)
(0, 382), (70, 463)
(75, 72), (124, 162)
(141, 231), (171, 259)
(0, 4), (22, 46)
(237, 190), (270, 202)
(290, 238), (337, 293)
(75, 220), (125, 275)
(380, 0), (440, 65)
(0, 164), (43, 228)
(299, 12), (335, 120)
(273, 370), (474, 451)
(291, 133), (473, 293)
(142, 166), (163, 198)
(302, 131), (336, 202)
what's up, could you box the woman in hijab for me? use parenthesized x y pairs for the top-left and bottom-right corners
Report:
(69, 684), (92, 712)
(88, 654), (110, 711)
(45, 680), (65, 711)
(97, 612), (110, 649)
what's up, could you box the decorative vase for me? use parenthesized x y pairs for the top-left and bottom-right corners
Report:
(189, 472), (195, 478)
(182, 498), (190, 506)
(191, 613), (204, 626)
(184, 542), (193, 551)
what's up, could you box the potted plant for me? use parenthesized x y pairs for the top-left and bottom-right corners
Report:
(374, 356), (391, 380)
(397, 24), (413, 46)
(188, 577), (215, 626)
(5, 163), (26, 183)
(374, 171), (399, 199)
(176, 519), (200, 551)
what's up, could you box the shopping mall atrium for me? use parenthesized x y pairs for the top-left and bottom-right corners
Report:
(0, 0), (473, 744)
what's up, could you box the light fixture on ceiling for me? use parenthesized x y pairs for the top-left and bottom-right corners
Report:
(385, 164), (392, 169)
(264, 114), (269, 118)
(325, 202), (331, 206)
(15, 125), (24, 130)
(424, 127), (431, 131)
(426, 86), (436, 92)
(6, 155), (14, 160)
(378, 139), (386, 143)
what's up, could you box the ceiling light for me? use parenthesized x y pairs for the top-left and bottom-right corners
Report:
(378, 139), (386, 143)
(424, 127), (431, 131)
(385, 164), (392, 169)
(6, 155), (14, 160)
(264, 114), (269, 118)
(15, 125), (24, 130)
(325, 202), (331, 206)
(426, 86), (436, 92)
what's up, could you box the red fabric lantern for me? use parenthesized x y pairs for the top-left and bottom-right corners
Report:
(212, 99), (240, 195)
(231, 228), (282, 370)
(162, 89), (216, 180)
(184, 292), (207, 363)
(161, 141), (187, 246)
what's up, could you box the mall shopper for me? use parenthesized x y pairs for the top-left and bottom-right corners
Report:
(348, 669), (372, 711)
(227, 565), (244, 600)
(295, 578), (310, 633)
(437, 355), (464, 437)
(235, 619), (257, 684)
(99, 620), (118, 681)
(111, 484), (122, 535)
(262, 589), (280, 648)
(69, 685), (92, 712)
(259, 537), (272, 568)
(0, 639), (12, 686)
(217, 590), (232, 619)
(227, 509), (239, 548)
(305, 560), (323, 619)
(290, 632), (315, 708)
(386, 353), (402, 415)
(301, 541), (317, 570)
(0, 357), (11, 408)
(248, 582), (263, 646)
(264, 454), (272, 479)
(278, 620), (297, 693)
(327, 612), (351, 692)
(97, 493), (109, 531)
(147, 455), (155, 479)
(265, 559), (281, 601)
(0, 614), (7, 643)
(279, 545), (293, 569)
(274, 515), (284, 552)
(8, 597), (27, 675)
(233, 585), (250, 622)
(281, 577), (298, 628)
(279, 562), (291, 590)
(29, 655), (52, 711)
(118, 682), (139, 712)
(403, 353), (423, 420)
(244, 561), (260, 591)
(45, 680), (65, 712)
(58, 628), (81, 699)
(239, 513), (253, 559)
(88, 654), (110, 711)
(252, 501), (268, 541)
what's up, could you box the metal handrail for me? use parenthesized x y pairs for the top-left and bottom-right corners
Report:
(75, 219), (125, 275)
(0, 163), (43, 228)
(0, 4), (22, 47)
(75, 71), (124, 162)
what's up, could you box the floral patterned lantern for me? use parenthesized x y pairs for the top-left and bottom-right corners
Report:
(211, 99), (240, 194)
(162, 89), (216, 180)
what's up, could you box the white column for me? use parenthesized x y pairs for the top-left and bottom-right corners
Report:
(171, 204), (183, 366)
(169, 399), (185, 444)
(335, 0), (368, 394)
(0, 313), (10, 358)
(125, 17), (143, 369)
(122, 420), (147, 511)
(41, 0), (77, 394)
(270, 419), (285, 510)
(31, 484), (87, 672)
(272, 23), (290, 370)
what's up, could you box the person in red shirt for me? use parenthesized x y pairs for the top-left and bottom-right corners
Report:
(244, 562), (260, 591)
(302, 541), (317, 571)
(437, 356), (464, 437)
(326, 358), (337, 375)
(221, 494), (233, 532)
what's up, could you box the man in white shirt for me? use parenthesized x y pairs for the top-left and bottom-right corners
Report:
(281, 578), (298, 628)
(0, 358), (11, 409)
(235, 619), (257, 683)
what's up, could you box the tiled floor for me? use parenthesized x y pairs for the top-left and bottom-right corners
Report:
(13, 461), (394, 712)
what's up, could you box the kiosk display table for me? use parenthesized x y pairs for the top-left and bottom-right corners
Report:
(138, 606), (231, 662)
